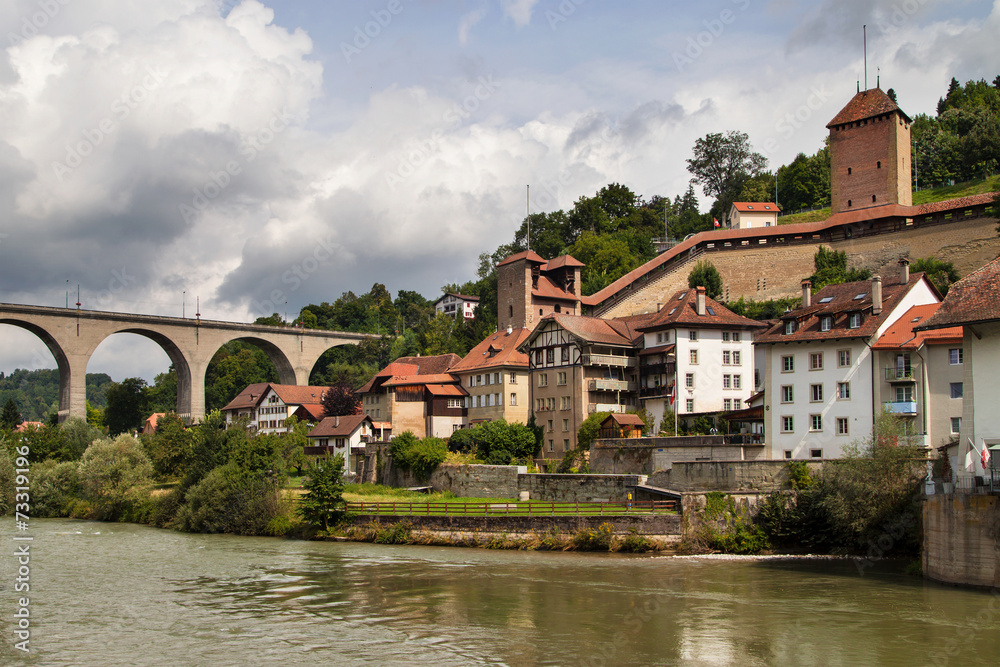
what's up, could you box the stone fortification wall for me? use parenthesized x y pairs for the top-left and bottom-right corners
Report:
(591, 437), (764, 475)
(646, 460), (826, 492)
(345, 513), (681, 537)
(598, 214), (1000, 319)
(517, 473), (643, 503)
(923, 493), (1000, 588)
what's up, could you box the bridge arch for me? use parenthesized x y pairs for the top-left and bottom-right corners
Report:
(214, 336), (298, 385)
(0, 318), (73, 419)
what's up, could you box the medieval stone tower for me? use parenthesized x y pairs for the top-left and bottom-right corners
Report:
(826, 87), (912, 215)
(497, 250), (582, 331)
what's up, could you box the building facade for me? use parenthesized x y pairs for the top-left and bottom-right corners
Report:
(434, 293), (479, 320)
(449, 326), (532, 426)
(497, 251), (583, 332)
(729, 202), (779, 229)
(305, 414), (375, 475)
(221, 383), (327, 434)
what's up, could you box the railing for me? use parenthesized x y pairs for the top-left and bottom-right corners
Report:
(639, 386), (673, 398)
(582, 354), (636, 368)
(588, 379), (637, 392)
(345, 500), (677, 516)
(640, 362), (671, 375)
(885, 367), (915, 381)
(883, 401), (917, 415)
(589, 403), (634, 414)
(936, 471), (999, 495)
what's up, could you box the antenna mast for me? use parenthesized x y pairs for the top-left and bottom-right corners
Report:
(526, 185), (530, 251)
(863, 25), (868, 90)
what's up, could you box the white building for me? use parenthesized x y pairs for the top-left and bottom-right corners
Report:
(306, 414), (375, 476)
(635, 287), (766, 432)
(221, 383), (327, 434)
(917, 257), (1000, 480)
(729, 202), (779, 229)
(755, 262), (939, 459)
(434, 293), (479, 320)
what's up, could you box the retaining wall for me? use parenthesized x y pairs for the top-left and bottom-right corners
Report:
(591, 437), (765, 475)
(518, 473), (643, 502)
(345, 513), (681, 537)
(923, 493), (1000, 588)
(647, 460), (827, 492)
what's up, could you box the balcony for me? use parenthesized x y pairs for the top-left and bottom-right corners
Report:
(883, 401), (917, 415)
(884, 367), (916, 382)
(640, 362), (673, 375)
(589, 403), (633, 414)
(640, 385), (674, 398)
(582, 354), (636, 368)
(588, 379), (637, 392)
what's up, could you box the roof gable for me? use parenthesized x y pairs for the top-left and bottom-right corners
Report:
(827, 87), (911, 128)
(636, 290), (767, 332)
(918, 256), (1000, 330)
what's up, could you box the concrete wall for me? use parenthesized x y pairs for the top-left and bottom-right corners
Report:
(679, 491), (775, 541)
(344, 513), (682, 537)
(923, 493), (1000, 588)
(517, 473), (643, 503)
(646, 460), (826, 492)
(591, 436), (764, 475)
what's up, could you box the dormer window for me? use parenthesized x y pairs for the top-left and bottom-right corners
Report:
(784, 320), (796, 335)
(819, 316), (832, 332)
(848, 312), (862, 329)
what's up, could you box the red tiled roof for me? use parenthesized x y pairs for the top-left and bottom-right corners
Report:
(872, 304), (963, 350)
(435, 293), (480, 305)
(534, 312), (655, 347)
(545, 254), (585, 269)
(143, 413), (166, 433)
(601, 413), (646, 427)
(382, 373), (460, 387)
(497, 250), (546, 267)
(639, 344), (675, 357)
(918, 256), (1000, 330)
(15, 421), (44, 432)
(756, 273), (934, 344)
(731, 202), (779, 212)
(358, 354), (463, 393)
(532, 274), (578, 302)
(636, 289), (768, 332)
(827, 87), (911, 127)
(307, 414), (372, 438)
(221, 383), (330, 412)
(450, 327), (531, 372)
(583, 193), (996, 308)
(426, 384), (468, 397)
(293, 404), (327, 421)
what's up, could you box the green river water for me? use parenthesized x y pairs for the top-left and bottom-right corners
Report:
(1, 519), (998, 666)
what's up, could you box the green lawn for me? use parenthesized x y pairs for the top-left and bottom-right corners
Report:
(776, 176), (999, 226)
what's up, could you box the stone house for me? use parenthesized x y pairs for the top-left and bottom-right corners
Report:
(449, 326), (532, 426)
(306, 414), (374, 475)
(221, 383), (327, 434)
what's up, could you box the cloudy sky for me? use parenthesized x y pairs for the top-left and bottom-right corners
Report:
(1, 0), (998, 382)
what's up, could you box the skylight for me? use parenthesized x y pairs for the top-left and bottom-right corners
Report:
(854, 293), (867, 300)
(747, 205), (753, 209)
(678, 292), (686, 300)
(819, 296), (834, 304)
(706, 307), (716, 315)
(765, 205), (772, 210)
(668, 307), (677, 315)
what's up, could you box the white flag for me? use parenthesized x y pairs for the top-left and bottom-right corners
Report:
(966, 438), (978, 472)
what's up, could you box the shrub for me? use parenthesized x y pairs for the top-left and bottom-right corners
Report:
(572, 522), (615, 551)
(299, 455), (346, 532)
(621, 528), (656, 553)
(78, 435), (154, 521)
(390, 432), (447, 480)
(0, 446), (14, 515)
(175, 462), (283, 535)
(29, 460), (81, 518)
(58, 417), (104, 462)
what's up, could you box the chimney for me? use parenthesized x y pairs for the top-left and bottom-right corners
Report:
(899, 257), (910, 284)
(872, 276), (882, 316)
(801, 280), (812, 308)
(695, 286), (706, 316)
(506, 324), (513, 335)
(334, 416), (340, 427)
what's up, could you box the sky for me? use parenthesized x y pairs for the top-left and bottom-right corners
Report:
(1, 0), (998, 383)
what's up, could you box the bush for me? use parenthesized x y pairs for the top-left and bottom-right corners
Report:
(78, 435), (153, 521)
(390, 432), (448, 479)
(0, 446), (14, 515)
(621, 528), (656, 553)
(58, 417), (104, 462)
(29, 460), (81, 518)
(299, 455), (346, 532)
(572, 522), (615, 551)
(175, 463), (284, 535)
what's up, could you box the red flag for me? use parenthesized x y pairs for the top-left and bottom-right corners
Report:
(982, 443), (991, 469)
(713, 217), (720, 227)
(668, 391), (675, 406)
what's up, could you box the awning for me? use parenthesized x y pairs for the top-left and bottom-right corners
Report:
(425, 384), (468, 397)
(640, 344), (675, 357)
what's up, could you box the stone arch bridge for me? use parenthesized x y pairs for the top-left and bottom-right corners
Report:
(0, 304), (371, 424)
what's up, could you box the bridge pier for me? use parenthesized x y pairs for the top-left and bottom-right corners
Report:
(60, 353), (91, 423)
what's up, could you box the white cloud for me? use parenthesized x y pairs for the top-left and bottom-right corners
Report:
(500, 0), (539, 27)
(458, 3), (489, 44)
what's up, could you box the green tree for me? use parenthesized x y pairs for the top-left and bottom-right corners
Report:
(58, 416), (103, 462)
(470, 419), (539, 464)
(568, 231), (641, 295)
(280, 415), (310, 476)
(909, 257), (960, 296)
(808, 247), (871, 291)
(577, 411), (612, 452)
(78, 434), (154, 520)
(298, 455), (346, 532)
(17, 423), (64, 463)
(204, 342), (279, 412)
(687, 130), (768, 224)
(143, 413), (194, 479)
(687, 260), (723, 299)
(1, 398), (21, 430)
(658, 409), (677, 436)
(320, 382), (361, 418)
(104, 377), (151, 436)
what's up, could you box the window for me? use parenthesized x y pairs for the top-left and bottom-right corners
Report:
(810, 449), (823, 458)
(722, 331), (731, 341)
(538, 373), (548, 387)
(510, 393), (517, 406)
(949, 348), (963, 365)
(837, 382), (851, 400)
(494, 372), (500, 385)
(563, 419), (569, 432)
(810, 384), (823, 402)
(837, 418), (849, 436)
(685, 398), (694, 412)
(690, 349), (699, 364)
(685, 373), (694, 388)
(733, 375), (742, 390)
(724, 399), (733, 411)
(495, 393), (501, 406)
(950, 382), (963, 399)
(809, 353), (823, 370)
(781, 416), (794, 433)
(561, 396), (571, 410)
(810, 414), (823, 431)
(895, 385), (914, 402)
(733, 351), (741, 366)
(722, 350), (731, 365)
(557, 371), (567, 386)
(782, 355), (794, 372)
(723, 374), (732, 389)
(732, 332), (741, 343)
(546, 349), (555, 364)
(563, 439), (570, 451)
(561, 346), (570, 362)
(657, 332), (663, 343)
(689, 330), (698, 341)
(848, 312), (861, 329)
(468, 377), (474, 388)
(509, 373), (517, 384)
(820, 316), (832, 332)
(477, 395), (483, 408)
(781, 385), (793, 403)
(548, 440), (554, 452)
(547, 397), (555, 410)
(784, 320), (796, 335)
(476, 374), (483, 386)
(951, 417), (962, 434)
(547, 420), (553, 432)
(447, 398), (463, 408)
(784, 450), (793, 459)
(838, 350), (851, 367)
(485, 374), (491, 386)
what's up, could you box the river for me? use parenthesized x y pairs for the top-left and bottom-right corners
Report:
(2, 519), (997, 666)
